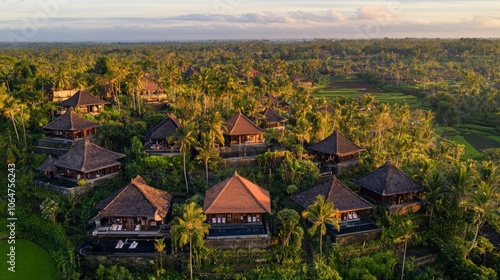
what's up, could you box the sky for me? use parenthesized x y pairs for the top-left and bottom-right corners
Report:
(1, 0), (499, 42)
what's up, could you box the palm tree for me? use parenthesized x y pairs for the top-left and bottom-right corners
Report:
(195, 133), (219, 187)
(461, 181), (499, 258)
(293, 116), (311, 159)
(52, 64), (71, 90)
(302, 195), (339, 259)
(168, 120), (198, 194)
(397, 219), (416, 280)
(276, 208), (304, 263)
(170, 202), (210, 280)
(201, 110), (226, 149)
(423, 170), (448, 224)
(125, 68), (144, 114)
(1, 95), (21, 142)
(154, 238), (166, 269)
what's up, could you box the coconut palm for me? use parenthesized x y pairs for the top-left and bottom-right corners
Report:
(397, 219), (416, 280)
(461, 181), (499, 258)
(293, 116), (311, 159)
(423, 170), (448, 224)
(201, 110), (227, 149)
(276, 208), (304, 263)
(195, 133), (219, 187)
(1, 95), (21, 142)
(302, 195), (340, 258)
(170, 202), (210, 280)
(168, 120), (198, 194)
(154, 238), (166, 269)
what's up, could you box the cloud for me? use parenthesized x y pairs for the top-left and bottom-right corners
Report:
(354, 5), (400, 22)
(469, 15), (500, 27)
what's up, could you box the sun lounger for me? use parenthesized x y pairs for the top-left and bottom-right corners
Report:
(348, 213), (353, 220)
(115, 240), (124, 249)
(135, 224), (140, 231)
(353, 213), (358, 219)
(222, 217), (226, 224)
(111, 224), (117, 231)
(117, 224), (122, 231)
(129, 241), (138, 249)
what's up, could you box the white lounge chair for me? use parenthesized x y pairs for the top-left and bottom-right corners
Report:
(135, 224), (140, 231)
(115, 240), (124, 249)
(348, 213), (353, 220)
(129, 241), (138, 249)
(353, 213), (359, 219)
(117, 224), (123, 231)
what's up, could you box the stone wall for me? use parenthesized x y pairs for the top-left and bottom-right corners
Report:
(388, 201), (423, 215)
(335, 229), (382, 246)
(205, 236), (271, 250)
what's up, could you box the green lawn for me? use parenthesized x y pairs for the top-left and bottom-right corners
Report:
(0, 239), (58, 280)
(446, 135), (482, 158)
(313, 87), (428, 110)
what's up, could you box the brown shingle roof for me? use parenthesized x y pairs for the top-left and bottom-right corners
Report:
(203, 171), (271, 214)
(265, 92), (290, 108)
(60, 90), (109, 107)
(142, 74), (164, 91)
(35, 155), (59, 172)
(226, 112), (266, 135)
(262, 107), (287, 123)
(308, 130), (365, 156)
(352, 161), (424, 196)
(95, 175), (172, 221)
(144, 113), (181, 142)
(44, 108), (101, 131)
(54, 138), (125, 172)
(291, 176), (373, 212)
(318, 105), (335, 115)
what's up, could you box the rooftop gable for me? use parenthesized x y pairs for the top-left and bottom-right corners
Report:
(60, 90), (109, 107)
(226, 112), (265, 136)
(203, 171), (271, 214)
(308, 130), (365, 156)
(292, 176), (373, 212)
(352, 161), (424, 196)
(144, 113), (181, 142)
(44, 107), (101, 131)
(95, 176), (172, 221)
(54, 138), (125, 172)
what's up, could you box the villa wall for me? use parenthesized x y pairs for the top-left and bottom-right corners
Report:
(334, 229), (382, 246)
(205, 236), (270, 250)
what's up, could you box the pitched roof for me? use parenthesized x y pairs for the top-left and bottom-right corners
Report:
(308, 130), (365, 156)
(226, 112), (266, 136)
(262, 107), (287, 123)
(95, 175), (172, 221)
(318, 105), (335, 115)
(352, 161), (424, 196)
(203, 171), (271, 214)
(35, 155), (59, 172)
(43, 107), (101, 131)
(54, 139), (125, 172)
(265, 92), (290, 108)
(142, 74), (163, 91)
(144, 113), (181, 142)
(60, 90), (109, 107)
(291, 176), (373, 212)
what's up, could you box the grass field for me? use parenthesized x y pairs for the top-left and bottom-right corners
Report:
(313, 80), (428, 110)
(446, 135), (482, 159)
(0, 239), (58, 280)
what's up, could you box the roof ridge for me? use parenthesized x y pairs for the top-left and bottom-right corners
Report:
(236, 174), (268, 213)
(333, 176), (374, 208)
(130, 176), (161, 216)
(206, 176), (233, 213)
(81, 139), (89, 172)
(76, 90), (82, 105)
(99, 183), (132, 213)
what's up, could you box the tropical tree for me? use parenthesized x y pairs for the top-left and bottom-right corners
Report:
(276, 208), (304, 264)
(1, 95), (21, 142)
(423, 170), (448, 224)
(195, 133), (219, 187)
(461, 181), (499, 258)
(170, 202), (210, 280)
(302, 195), (340, 258)
(397, 219), (416, 280)
(201, 110), (226, 149)
(168, 120), (198, 194)
(293, 116), (311, 159)
(52, 64), (71, 90)
(154, 238), (166, 270)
